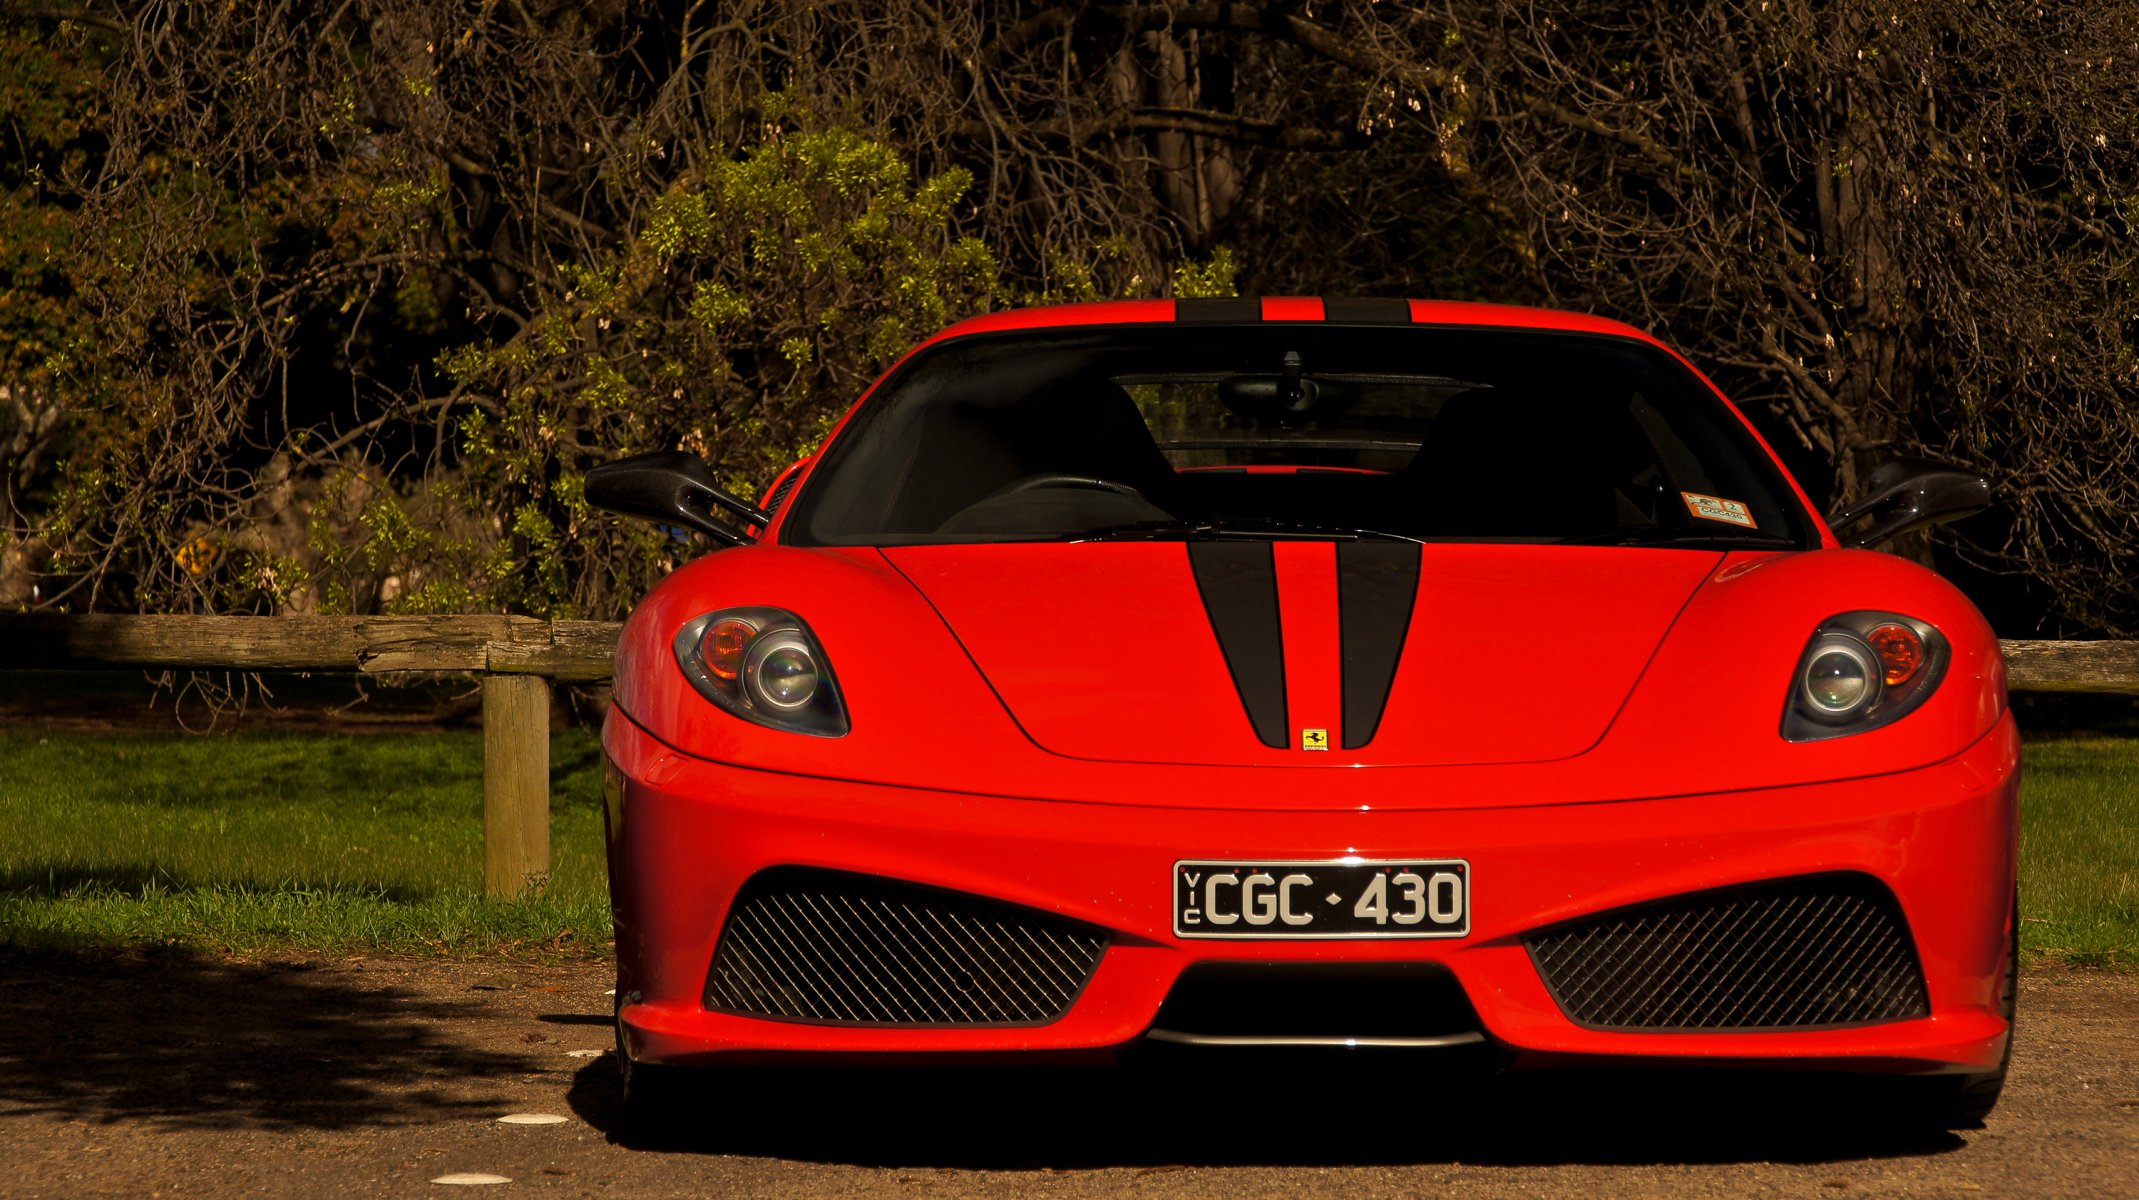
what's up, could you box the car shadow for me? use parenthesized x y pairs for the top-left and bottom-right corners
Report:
(563, 1052), (1967, 1168)
(0, 947), (536, 1130)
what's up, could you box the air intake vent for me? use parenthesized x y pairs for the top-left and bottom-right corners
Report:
(1526, 873), (1929, 1031)
(763, 470), (801, 517)
(705, 868), (1109, 1026)
(1147, 962), (1486, 1048)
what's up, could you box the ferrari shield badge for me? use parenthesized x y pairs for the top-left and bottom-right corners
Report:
(1301, 728), (1330, 751)
(1680, 491), (1757, 528)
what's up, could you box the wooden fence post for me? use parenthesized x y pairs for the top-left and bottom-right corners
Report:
(482, 673), (552, 899)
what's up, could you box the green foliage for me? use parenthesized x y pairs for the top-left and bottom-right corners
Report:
(0, 15), (1262, 619)
(436, 122), (1015, 615)
(1171, 247), (1241, 299)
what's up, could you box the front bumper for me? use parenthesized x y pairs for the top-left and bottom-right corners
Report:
(605, 710), (2020, 1073)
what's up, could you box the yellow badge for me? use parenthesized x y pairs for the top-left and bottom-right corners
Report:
(1301, 728), (1329, 751)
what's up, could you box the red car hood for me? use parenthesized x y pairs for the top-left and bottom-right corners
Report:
(882, 542), (1720, 768)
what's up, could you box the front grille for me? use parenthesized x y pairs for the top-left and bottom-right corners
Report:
(1526, 873), (1929, 1031)
(704, 867), (1109, 1026)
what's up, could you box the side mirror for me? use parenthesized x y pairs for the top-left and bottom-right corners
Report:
(583, 451), (771, 548)
(1825, 459), (1992, 549)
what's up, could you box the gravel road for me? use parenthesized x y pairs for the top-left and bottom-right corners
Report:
(2, 953), (2133, 1198)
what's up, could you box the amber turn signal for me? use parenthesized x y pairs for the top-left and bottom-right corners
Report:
(1866, 622), (1924, 687)
(701, 617), (758, 681)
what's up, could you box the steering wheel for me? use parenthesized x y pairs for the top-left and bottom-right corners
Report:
(985, 472), (1150, 502)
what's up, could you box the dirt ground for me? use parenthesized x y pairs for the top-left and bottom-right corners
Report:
(0, 954), (2134, 1198)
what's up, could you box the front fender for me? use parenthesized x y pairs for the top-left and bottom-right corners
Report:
(1590, 548), (2006, 787)
(612, 545), (1037, 777)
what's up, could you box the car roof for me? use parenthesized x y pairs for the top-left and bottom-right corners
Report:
(916, 297), (1669, 352)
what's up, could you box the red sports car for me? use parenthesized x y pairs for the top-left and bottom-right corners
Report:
(587, 297), (2012, 1127)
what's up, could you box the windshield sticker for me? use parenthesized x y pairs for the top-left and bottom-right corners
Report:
(1681, 492), (1758, 528)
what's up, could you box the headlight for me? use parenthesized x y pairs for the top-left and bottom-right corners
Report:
(673, 607), (849, 737)
(1801, 637), (1877, 719)
(743, 630), (823, 710)
(1783, 612), (1947, 741)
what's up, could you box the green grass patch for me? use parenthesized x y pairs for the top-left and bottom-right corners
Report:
(0, 729), (611, 959)
(1, 727), (2135, 966)
(2019, 736), (2139, 968)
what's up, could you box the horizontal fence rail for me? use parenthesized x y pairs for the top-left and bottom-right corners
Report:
(0, 613), (618, 681)
(2000, 640), (2139, 695)
(2, 614), (2134, 897)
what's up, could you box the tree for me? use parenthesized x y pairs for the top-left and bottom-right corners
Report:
(432, 122), (1014, 616)
(0, 17), (104, 605)
(912, 1), (2139, 626)
(4, 1), (2133, 631)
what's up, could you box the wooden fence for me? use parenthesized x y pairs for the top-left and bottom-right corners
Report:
(2, 614), (2135, 898)
(2, 615), (610, 898)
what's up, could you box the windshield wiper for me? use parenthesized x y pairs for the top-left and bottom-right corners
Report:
(1558, 525), (1799, 549)
(1067, 518), (1426, 544)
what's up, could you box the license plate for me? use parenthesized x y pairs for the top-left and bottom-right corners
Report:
(1173, 859), (1470, 939)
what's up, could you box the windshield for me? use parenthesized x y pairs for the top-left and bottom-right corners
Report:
(787, 324), (1816, 548)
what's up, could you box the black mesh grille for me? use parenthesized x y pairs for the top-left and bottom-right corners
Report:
(705, 868), (1109, 1026)
(1526, 874), (1929, 1031)
(763, 470), (800, 517)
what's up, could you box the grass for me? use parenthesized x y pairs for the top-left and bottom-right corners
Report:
(0, 729), (612, 960)
(2017, 736), (2139, 967)
(0, 724), (2133, 966)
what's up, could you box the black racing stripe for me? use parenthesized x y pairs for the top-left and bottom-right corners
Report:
(1187, 541), (1289, 748)
(1337, 541), (1420, 749)
(1323, 297), (1413, 325)
(1176, 296), (1263, 324)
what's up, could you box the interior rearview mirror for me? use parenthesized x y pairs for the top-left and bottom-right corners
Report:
(583, 450), (771, 548)
(1825, 459), (1992, 550)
